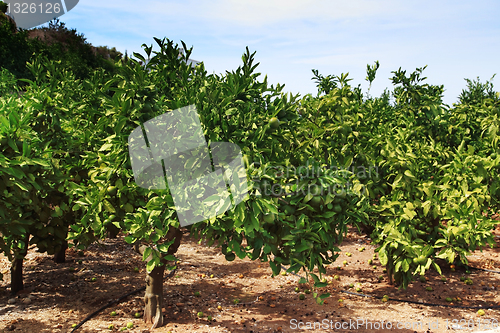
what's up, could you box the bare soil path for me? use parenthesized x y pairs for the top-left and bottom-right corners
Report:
(2, 226), (500, 333)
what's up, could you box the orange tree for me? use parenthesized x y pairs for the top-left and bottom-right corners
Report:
(188, 49), (372, 302)
(0, 76), (69, 293)
(295, 65), (499, 289)
(0, 36), (121, 294)
(361, 67), (500, 287)
(49, 38), (371, 328)
(0, 52), (116, 293)
(6, 32), (499, 328)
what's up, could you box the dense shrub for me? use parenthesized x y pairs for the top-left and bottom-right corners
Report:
(0, 18), (119, 85)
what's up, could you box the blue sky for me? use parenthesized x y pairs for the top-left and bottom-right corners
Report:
(41, 1), (500, 105)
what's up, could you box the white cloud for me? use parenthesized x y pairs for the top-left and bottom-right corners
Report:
(196, 0), (400, 26)
(55, 0), (499, 106)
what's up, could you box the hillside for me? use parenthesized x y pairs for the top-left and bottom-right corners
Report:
(0, 15), (122, 82)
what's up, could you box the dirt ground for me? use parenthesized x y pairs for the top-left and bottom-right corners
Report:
(1, 225), (500, 333)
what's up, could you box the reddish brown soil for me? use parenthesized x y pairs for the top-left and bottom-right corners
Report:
(2, 226), (500, 333)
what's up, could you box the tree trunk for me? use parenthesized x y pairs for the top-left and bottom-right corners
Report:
(106, 224), (120, 238)
(10, 234), (30, 294)
(53, 240), (68, 263)
(10, 256), (24, 294)
(144, 265), (165, 328)
(135, 226), (183, 329)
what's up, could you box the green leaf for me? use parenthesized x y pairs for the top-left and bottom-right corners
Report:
(404, 170), (415, 178)
(146, 258), (156, 272)
(103, 200), (116, 213)
(294, 241), (311, 253)
(163, 254), (176, 262)
(424, 258), (432, 270)
(157, 243), (171, 253)
(392, 173), (403, 187)
(434, 238), (448, 248)
(251, 201), (262, 216)
(431, 261), (442, 275)
(378, 248), (388, 266)
(261, 200), (278, 214)
(99, 143), (113, 151)
(8, 167), (25, 179)
(422, 201), (431, 216)
(309, 273), (320, 283)
(445, 248), (455, 263)
(225, 108), (238, 115)
(269, 261), (280, 276)
(403, 207), (416, 220)
(291, 257), (306, 267)
(31, 158), (50, 167)
(132, 52), (146, 63)
(124, 235), (135, 244)
(8, 138), (18, 152)
(13, 181), (29, 191)
(22, 141), (30, 157)
(146, 196), (164, 209)
(70, 225), (83, 233)
(395, 260), (401, 273)
(233, 202), (245, 223)
(249, 213), (260, 231)
(143, 247), (152, 261)
(251, 246), (261, 259)
(401, 259), (409, 272)
(423, 245), (433, 257)
(314, 282), (328, 288)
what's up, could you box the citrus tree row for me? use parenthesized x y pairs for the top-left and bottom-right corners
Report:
(1, 35), (499, 330)
(0, 38), (368, 328)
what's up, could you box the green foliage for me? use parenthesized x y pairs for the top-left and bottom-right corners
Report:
(458, 75), (499, 106)
(28, 19), (118, 80)
(306, 66), (499, 288)
(0, 91), (69, 284)
(0, 18), (34, 79)
(311, 69), (338, 96)
(391, 66), (445, 109)
(0, 2), (8, 14)
(365, 60), (380, 98)
(1, 29), (499, 300)
(0, 68), (17, 96)
(0, 18), (119, 88)
(94, 46), (123, 61)
(364, 67), (499, 288)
